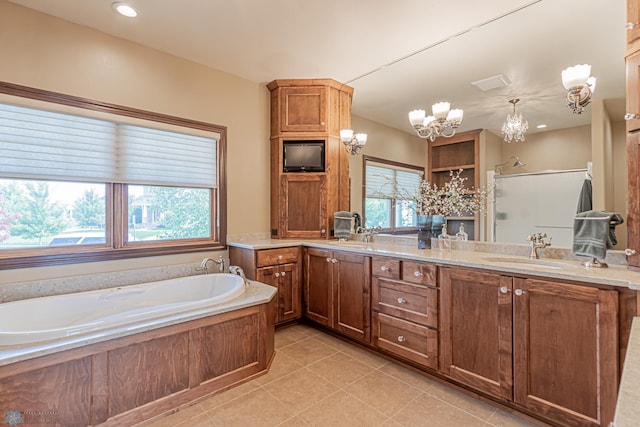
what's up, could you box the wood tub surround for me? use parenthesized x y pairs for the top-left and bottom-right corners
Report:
(0, 298), (276, 427)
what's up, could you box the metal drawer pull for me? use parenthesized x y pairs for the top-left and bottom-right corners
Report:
(414, 271), (423, 277)
(397, 335), (405, 343)
(332, 258), (338, 263)
(625, 113), (638, 120)
(515, 289), (525, 296)
(380, 265), (390, 272)
(281, 271), (286, 277)
(499, 286), (510, 294)
(277, 255), (283, 260)
(397, 297), (407, 304)
(625, 249), (637, 256)
(326, 257), (332, 263)
(274, 273), (280, 278)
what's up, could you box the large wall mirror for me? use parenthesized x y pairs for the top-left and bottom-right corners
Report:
(349, 0), (627, 250)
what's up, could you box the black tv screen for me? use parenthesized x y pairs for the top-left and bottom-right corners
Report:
(283, 140), (325, 172)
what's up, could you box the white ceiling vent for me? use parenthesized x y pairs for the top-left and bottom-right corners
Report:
(471, 74), (511, 91)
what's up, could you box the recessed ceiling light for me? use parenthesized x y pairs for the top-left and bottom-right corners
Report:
(112, 2), (138, 18)
(470, 74), (511, 91)
(536, 124), (547, 129)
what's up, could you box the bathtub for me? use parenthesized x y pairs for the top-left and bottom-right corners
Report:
(0, 273), (246, 347)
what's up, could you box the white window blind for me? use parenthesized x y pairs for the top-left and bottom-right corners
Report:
(365, 161), (422, 199)
(0, 103), (217, 188)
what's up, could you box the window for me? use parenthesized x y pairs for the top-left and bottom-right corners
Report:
(0, 82), (225, 269)
(363, 156), (424, 233)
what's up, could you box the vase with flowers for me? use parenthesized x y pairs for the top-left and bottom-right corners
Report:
(415, 169), (486, 249)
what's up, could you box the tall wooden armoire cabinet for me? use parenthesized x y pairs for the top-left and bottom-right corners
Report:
(267, 79), (354, 239)
(626, 0), (640, 270)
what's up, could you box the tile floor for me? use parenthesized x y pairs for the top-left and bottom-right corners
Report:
(142, 324), (548, 427)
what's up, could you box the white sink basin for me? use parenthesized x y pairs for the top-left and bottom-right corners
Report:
(481, 256), (578, 270)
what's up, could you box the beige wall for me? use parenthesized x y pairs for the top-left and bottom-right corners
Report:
(0, 2), (270, 283)
(349, 115), (427, 217)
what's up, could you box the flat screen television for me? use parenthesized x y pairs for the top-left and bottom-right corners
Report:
(282, 140), (325, 172)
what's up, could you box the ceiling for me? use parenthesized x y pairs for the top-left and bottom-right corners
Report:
(8, 0), (627, 137)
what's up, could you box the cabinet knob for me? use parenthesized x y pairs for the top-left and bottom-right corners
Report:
(277, 255), (283, 260)
(397, 297), (407, 304)
(499, 286), (510, 294)
(281, 271), (286, 277)
(380, 265), (390, 272)
(627, 22), (637, 30)
(413, 270), (423, 277)
(331, 258), (338, 263)
(397, 335), (406, 343)
(625, 113), (638, 120)
(515, 289), (525, 296)
(326, 257), (332, 263)
(274, 272), (280, 278)
(625, 249), (637, 256)
(321, 228), (326, 235)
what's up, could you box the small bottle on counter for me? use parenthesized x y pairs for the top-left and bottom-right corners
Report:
(455, 223), (469, 241)
(438, 224), (451, 251)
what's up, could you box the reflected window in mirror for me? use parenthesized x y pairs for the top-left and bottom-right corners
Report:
(363, 156), (424, 234)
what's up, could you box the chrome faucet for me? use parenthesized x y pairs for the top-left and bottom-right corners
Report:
(356, 225), (382, 243)
(527, 233), (551, 259)
(197, 256), (225, 274)
(229, 265), (249, 286)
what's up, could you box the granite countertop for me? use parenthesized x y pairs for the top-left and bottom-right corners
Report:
(228, 237), (640, 290)
(614, 317), (640, 426)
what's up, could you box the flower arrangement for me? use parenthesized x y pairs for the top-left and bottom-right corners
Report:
(415, 169), (487, 216)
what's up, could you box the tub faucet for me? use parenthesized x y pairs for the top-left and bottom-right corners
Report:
(229, 265), (249, 287)
(527, 233), (551, 259)
(197, 256), (225, 274)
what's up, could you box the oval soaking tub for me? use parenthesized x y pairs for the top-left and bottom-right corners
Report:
(0, 273), (246, 346)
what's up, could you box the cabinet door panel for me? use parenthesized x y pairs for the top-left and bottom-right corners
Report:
(281, 175), (327, 238)
(513, 278), (618, 427)
(334, 251), (371, 342)
(439, 267), (513, 400)
(304, 248), (333, 326)
(280, 86), (327, 132)
(278, 263), (301, 322)
(628, 131), (640, 269)
(372, 277), (438, 328)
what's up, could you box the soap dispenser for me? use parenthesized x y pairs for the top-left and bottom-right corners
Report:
(438, 224), (451, 251)
(455, 223), (469, 241)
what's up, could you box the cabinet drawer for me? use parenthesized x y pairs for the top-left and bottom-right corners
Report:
(402, 262), (437, 286)
(373, 312), (437, 370)
(372, 277), (438, 328)
(372, 257), (400, 280)
(256, 247), (299, 267)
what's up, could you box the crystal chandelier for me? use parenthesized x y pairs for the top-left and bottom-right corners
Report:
(501, 99), (528, 143)
(561, 64), (596, 114)
(339, 129), (367, 155)
(408, 102), (464, 142)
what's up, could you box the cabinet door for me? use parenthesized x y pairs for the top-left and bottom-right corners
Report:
(628, 131), (640, 269)
(627, 52), (640, 132)
(629, 0), (640, 52)
(513, 278), (618, 427)
(334, 251), (371, 343)
(439, 267), (513, 400)
(281, 174), (327, 238)
(304, 248), (333, 326)
(278, 263), (301, 323)
(279, 86), (327, 133)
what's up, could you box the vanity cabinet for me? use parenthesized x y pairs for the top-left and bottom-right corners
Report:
(303, 247), (371, 343)
(371, 257), (439, 370)
(626, 48), (640, 269)
(628, 0), (640, 54)
(268, 79), (353, 239)
(428, 129), (480, 239)
(439, 266), (618, 426)
(229, 246), (301, 324)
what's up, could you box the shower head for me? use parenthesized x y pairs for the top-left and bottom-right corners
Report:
(495, 156), (526, 174)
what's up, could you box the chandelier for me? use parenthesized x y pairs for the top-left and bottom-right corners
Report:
(408, 102), (464, 142)
(339, 129), (367, 155)
(561, 64), (596, 114)
(501, 99), (528, 143)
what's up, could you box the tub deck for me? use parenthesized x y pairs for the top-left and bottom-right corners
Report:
(0, 282), (276, 427)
